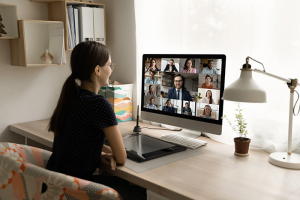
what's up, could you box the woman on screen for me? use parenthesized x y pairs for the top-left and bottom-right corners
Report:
(164, 59), (178, 72)
(146, 58), (160, 72)
(182, 58), (196, 73)
(202, 90), (215, 104)
(201, 74), (214, 89)
(46, 41), (146, 199)
(199, 105), (215, 119)
(147, 85), (157, 97)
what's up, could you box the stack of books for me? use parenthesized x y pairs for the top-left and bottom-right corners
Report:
(67, 4), (105, 49)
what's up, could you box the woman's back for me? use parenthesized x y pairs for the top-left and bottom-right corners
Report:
(47, 89), (117, 181)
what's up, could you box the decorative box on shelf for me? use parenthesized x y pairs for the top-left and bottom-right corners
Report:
(99, 84), (133, 123)
(0, 3), (18, 39)
(10, 20), (66, 67)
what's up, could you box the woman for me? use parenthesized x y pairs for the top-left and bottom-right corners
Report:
(147, 85), (157, 97)
(202, 74), (214, 89)
(200, 105), (215, 119)
(46, 42), (146, 200)
(182, 58), (196, 73)
(164, 59), (178, 72)
(202, 90), (215, 104)
(146, 58), (160, 72)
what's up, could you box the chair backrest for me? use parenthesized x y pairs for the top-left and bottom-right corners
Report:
(0, 142), (122, 200)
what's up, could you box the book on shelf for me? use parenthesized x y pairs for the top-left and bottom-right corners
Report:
(67, 5), (76, 48)
(66, 10), (73, 49)
(66, 4), (106, 46)
(77, 6), (94, 42)
(93, 7), (105, 45)
(74, 8), (80, 45)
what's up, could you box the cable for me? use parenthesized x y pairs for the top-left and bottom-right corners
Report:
(293, 90), (300, 116)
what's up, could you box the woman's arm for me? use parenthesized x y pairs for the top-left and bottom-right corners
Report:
(103, 125), (127, 165)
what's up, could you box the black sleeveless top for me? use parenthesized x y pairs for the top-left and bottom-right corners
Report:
(46, 89), (118, 181)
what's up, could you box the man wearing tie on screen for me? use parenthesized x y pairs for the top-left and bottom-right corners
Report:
(167, 74), (192, 101)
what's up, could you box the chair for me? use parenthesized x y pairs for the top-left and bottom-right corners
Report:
(0, 142), (122, 200)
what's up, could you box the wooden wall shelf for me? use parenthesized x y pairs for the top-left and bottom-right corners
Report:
(0, 3), (18, 39)
(31, 0), (106, 51)
(10, 20), (64, 67)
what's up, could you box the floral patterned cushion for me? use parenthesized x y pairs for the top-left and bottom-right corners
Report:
(0, 142), (122, 200)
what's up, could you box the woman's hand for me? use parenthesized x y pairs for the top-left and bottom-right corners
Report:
(101, 153), (117, 171)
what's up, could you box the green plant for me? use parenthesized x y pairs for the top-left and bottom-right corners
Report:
(194, 92), (202, 101)
(222, 103), (249, 141)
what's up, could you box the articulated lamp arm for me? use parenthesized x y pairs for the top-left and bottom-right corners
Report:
(245, 56), (300, 88)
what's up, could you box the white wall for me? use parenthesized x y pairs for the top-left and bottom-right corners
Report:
(96, 0), (137, 118)
(0, 0), (72, 150)
(0, 0), (136, 148)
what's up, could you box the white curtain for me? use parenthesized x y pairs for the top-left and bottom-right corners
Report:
(134, 0), (300, 153)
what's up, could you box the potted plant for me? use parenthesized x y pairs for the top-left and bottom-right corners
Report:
(222, 103), (251, 156)
(194, 92), (202, 103)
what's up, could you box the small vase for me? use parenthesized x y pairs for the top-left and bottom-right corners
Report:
(41, 49), (53, 64)
(234, 137), (251, 156)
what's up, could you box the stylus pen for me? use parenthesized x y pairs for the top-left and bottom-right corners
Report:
(137, 105), (139, 127)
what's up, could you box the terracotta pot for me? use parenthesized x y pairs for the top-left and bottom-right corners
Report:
(234, 137), (251, 156)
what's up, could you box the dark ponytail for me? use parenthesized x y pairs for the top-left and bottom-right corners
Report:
(48, 41), (110, 135)
(48, 75), (79, 135)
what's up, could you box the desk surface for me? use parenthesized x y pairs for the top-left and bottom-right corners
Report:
(10, 120), (300, 200)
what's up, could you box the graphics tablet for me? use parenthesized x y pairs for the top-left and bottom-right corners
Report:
(122, 133), (187, 163)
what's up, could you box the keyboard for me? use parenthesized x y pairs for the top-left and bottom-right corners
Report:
(161, 133), (207, 149)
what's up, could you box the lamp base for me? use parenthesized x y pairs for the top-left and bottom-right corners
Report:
(268, 152), (300, 169)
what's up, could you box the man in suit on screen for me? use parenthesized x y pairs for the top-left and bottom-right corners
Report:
(167, 74), (192, 101)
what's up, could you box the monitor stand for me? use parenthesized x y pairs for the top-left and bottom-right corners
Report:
(160, 123), (201, 139)
(172, 129), (201, 139)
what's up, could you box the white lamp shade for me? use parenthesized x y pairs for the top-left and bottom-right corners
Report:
(223, 70), (267, 103)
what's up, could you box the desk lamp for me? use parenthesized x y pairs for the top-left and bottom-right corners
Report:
(223, 56), (300, 169)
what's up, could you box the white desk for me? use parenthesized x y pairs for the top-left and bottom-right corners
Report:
(10, 119), (300, 200)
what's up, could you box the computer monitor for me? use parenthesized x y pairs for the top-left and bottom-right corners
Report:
(141, 54), (226, 135)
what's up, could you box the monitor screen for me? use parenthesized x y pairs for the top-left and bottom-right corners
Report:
(141, 54), (226, 135)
